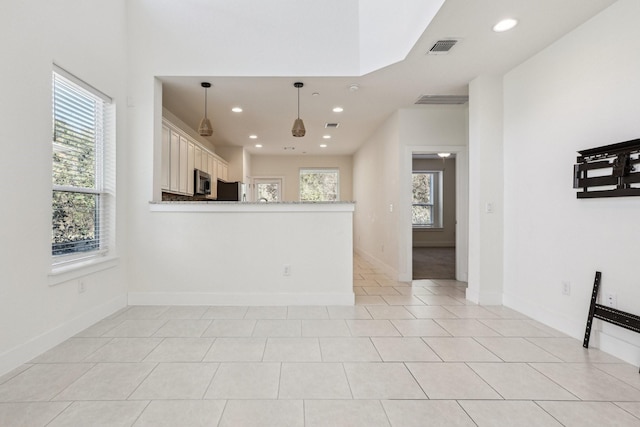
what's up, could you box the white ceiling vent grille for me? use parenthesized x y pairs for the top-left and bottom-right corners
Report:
(325, 123), (340, 128)
(427, 39), (458, 55)
(415, 95), (469, 105)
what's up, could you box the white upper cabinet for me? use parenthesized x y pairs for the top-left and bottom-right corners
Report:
(161, 118), (228, 197)
(194, 145), (202, 172)
(161, 125), (170, 190)
(169, 129), (181, 192)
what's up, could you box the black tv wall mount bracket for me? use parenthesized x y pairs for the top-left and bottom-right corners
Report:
(574, 138), (640, 198)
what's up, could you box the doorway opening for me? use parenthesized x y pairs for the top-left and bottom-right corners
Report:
(411, 154), (456, 280)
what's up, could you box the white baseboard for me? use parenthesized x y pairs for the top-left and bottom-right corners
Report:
(502, 293), (584, 338)
(504, 292), (640, 368)
(128, 292), (355, 306)
(598, 331), (640, 367)
(354, 248), (399, 280)
(412, 242), (455, 248)
(0, 294), (127, 378)
(466, 288), (503, 305)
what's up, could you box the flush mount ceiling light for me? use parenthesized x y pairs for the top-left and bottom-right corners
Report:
(255, 144), (262, 148)
(231, 107), (243, 113)
(332, 106), (344, 113)
(198, 82), (213, 136)
(292, 82), (306, 137)
(438, 152), (451, 164)
(493, 18), (518, 32)
(320, 144), (328, 148)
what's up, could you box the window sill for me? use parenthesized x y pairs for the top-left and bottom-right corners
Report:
(48, 255), (119, 286)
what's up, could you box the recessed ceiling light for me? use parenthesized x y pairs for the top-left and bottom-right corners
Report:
(320, 144), (328, 148)
(332, 106), (344, 113)
(323, 135), (331, 139)
(249, 135), (257, 139)
(255, 144), (262, 148)
(493, 18), (518, 32)
(232, 107), (243, 113)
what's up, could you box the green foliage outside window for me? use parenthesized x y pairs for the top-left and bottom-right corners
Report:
(412, 172), (433, 226)
(300, 170), (339, 201)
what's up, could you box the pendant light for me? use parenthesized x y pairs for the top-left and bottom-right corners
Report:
(198, 82), (213, 137)
(292, 82), (306, 137)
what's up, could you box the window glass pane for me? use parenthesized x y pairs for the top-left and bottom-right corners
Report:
(257, 182), (279, 202)
(52, 191), (99, 256)
(412, 205), (433, 226)
(300, 170), (338, 201)
(412, 173), (432, 204)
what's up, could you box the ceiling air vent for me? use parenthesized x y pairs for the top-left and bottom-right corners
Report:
(415, 95), (469, 105)
(325, 123), (340, 128)
(427, 39), (457, 55)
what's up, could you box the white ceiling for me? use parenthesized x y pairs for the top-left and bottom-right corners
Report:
(161, 0), (616, 156)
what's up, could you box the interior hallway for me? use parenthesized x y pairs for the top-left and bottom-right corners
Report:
(1, 255), (640, 426)
(412, 247), (456, 280)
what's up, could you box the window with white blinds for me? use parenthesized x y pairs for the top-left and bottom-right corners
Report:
(52, 67), (115, 266)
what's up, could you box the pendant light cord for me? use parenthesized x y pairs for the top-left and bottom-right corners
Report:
(204, 88), (208, 117)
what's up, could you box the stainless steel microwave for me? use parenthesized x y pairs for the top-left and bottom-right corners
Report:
(194, 169), (211, 195)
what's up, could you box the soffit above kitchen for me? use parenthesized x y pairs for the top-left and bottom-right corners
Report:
(159, 0), (616, 156)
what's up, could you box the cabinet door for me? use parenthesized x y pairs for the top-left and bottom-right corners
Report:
(208, 155), (217, 199)
(194, 146), (202, 172)
(169, 130), (180, 192)
(178, 136), (189, 193)
(161, 125), (170, 190)
(221, 163), (229, 182)
(187, 141), (195, 195)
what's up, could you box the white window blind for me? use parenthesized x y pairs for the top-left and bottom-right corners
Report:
(52, 68), (115, 266)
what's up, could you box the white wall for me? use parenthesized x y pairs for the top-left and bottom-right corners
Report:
(0, 0), (128, 376)
(353, 113), (401, 274)
(354, 106), (468, 280)
(467, 75), (504, 305)
(503, 0), (640, 365)
(216, 146), (248, 183)
(250, 155), (354, 202)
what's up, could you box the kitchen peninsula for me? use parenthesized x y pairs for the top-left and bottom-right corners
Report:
(133, 201), (355, 306)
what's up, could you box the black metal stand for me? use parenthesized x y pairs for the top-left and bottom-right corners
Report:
(583, 271), (640, 373)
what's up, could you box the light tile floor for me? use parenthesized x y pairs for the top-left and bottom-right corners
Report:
(2, 256), (640, 426)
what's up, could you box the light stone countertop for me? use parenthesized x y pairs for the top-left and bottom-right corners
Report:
(149, 200), (355, 212)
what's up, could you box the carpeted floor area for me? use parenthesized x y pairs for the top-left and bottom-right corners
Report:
(412, 247), (455, 280)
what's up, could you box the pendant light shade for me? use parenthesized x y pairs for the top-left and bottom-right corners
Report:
(198, 82), (213, 137)
(292, 82), (305, 137)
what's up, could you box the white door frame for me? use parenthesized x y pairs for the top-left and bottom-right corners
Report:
(400, 145), (469, 283)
